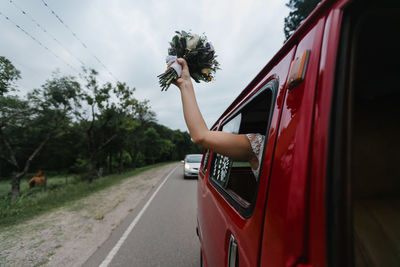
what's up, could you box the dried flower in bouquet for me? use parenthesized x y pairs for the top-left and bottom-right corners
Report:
(158, 30), (220, 91)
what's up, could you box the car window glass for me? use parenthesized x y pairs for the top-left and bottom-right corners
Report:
(186, 155), (202, 163)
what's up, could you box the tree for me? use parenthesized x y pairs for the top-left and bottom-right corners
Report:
(284, 0), (322, 40)
(77, 69), (115, 181)
(141, 127), (164, 164)
(0, 68), (81, 199)
(121, 99), (156, 170)
(144, 123), (202, 161)
(107, 82), (152, 173)
(78, 69), (147, 181)
(0, 56), (21, 96)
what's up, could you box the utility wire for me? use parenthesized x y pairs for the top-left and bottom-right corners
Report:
(0, 10), (80, 74)
(9, 0), (86, 69)
(40, 0), (119, 82)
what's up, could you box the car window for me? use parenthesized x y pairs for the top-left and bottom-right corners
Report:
(209, 82), (276, 217)
(186, 155), (202, 163)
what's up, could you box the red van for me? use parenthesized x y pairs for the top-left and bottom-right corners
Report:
(196, 0), (400, 266)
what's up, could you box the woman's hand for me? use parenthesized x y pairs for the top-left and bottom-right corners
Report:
(173, 58), (192, 90)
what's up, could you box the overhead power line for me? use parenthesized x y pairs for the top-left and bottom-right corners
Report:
(9, 0), (87, 69)
(0, 10), (79, 74)
(40, 0), (119, 82)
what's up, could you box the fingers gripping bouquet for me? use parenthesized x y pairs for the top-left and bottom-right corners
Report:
(158, 31), (220, 91)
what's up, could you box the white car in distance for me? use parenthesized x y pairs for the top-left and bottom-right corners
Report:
(183, 154), (203, 179)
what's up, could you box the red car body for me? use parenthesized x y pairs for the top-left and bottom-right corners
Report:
(196, 0), (398, 266)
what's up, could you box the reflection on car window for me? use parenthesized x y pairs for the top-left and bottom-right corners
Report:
(211, 115), (241, 188)
(212, 154), (231, 187)
(201, 150), (210, 174)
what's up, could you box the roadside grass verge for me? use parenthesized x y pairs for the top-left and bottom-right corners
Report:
(0, 162), (173, 229)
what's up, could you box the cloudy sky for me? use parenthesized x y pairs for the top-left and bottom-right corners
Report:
(1, 0), (289, 131)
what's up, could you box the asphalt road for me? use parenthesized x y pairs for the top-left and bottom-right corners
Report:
(83, 163), (200, 267)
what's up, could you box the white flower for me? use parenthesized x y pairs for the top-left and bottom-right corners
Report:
(186, 34), (200, 50)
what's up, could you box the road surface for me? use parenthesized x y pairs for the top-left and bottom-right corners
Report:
(84, 163), (200, 267)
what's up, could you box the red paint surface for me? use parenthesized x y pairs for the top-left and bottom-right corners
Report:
(260, 16), (325, 267)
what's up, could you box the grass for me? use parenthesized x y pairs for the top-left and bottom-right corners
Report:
(0, 162), (173, 229)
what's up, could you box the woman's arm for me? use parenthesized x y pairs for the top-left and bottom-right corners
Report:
(174, 59), (258, 167)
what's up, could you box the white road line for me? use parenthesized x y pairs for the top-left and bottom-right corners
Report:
(99, 165), (179, 267)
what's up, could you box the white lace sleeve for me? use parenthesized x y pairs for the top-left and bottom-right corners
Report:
(246, 133), (265, 178)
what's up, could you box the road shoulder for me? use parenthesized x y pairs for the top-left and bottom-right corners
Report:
(0, 163), (179, 267)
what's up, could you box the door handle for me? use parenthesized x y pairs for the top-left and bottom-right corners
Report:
(228, 234), (238, 267)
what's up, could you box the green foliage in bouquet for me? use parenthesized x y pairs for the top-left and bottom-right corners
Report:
(158, 30), (220, 91)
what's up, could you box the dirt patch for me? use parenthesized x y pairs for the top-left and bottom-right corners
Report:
(0, 163), (178, 267)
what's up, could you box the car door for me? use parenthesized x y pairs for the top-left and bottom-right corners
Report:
(197, 47), (295, 267)
(259, 14), (326, 267)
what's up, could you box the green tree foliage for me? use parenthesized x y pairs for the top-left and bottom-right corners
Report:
(284, 0), (322, 40)
(0, 56), (21, 95)
(0, 57), (201, 197)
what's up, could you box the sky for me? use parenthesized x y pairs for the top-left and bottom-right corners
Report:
(0, 0), (289, 131)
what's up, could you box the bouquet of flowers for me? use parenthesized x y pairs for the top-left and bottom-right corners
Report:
(158, 30), (220, 91)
